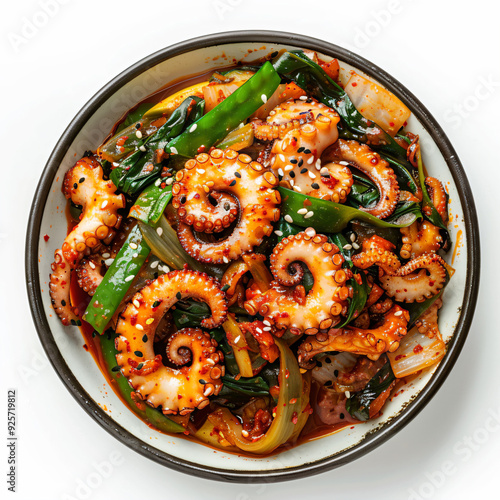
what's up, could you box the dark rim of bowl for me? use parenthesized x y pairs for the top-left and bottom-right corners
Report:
(25, 30), (480, 483)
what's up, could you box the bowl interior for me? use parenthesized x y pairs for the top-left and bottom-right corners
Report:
(30, 36), (472, 478)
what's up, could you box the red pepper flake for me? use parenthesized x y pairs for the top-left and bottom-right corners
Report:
(395, 354), (406, 361)
(183, 430), (190, 435)
(289, 398), (297, 405)
(352, 82), (357, 87)
(285, 369), (290, 379)
(389, 122), (395, 127)
(197, 145), (206, 153)
(43, 234), (50, 242)
(413, 344), (423, 354)
(291, 412), (298, 424)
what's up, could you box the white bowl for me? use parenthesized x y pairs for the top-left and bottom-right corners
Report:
(26, 31), (480, 481)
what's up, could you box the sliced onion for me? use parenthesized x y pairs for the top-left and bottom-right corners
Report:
(388, 326), (445, 378)
(203, 82), (242, 113)
(344, 72), (411, 137)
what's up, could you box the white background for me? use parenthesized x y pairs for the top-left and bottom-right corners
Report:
(1, 0), (499, 499)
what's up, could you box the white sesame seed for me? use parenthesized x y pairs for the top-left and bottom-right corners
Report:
(345, 391), (351, 398)
(304, 210), (314, 218)
(139, 145), (146, 152)
(307, 156), (315, 164)
(308, 171), (317, 179)
(284, 215), (293, 223)
(278, 168), (284, 177)
(135, 130), (142, 139)
(263, 326), (272, 332)
(155, 178), (161, 186)
(343, 244), (352, 250)
(88, 261), (96, 270)
(394, 310), (403, 317)
(350, 233), (356, 242)
(189, 123), (197, 133)
(339, 161), (349, 166)
(156, 227), (163, 236)
(129, 242), (138, 250)
(325, 270), (335, 276)
(263, 320), (271, 326)
(297, 208), (308, 215)
(299, 95), (308, 101)
(150, 260), (159, 269)
(102, 252), (110, 259)
(274, 230), (283, 237)
(165, 177), (173, 185)
(101, 200), (108, 209)
(289, 179), (295, 186)
(207, 358), (215, 365)
(136, 324), (144, 331)
(238, 122), (245, 129)
(234, 335), (241, 344)
(133, 299), (140, 308)
(261, 94), (267, 103)
(170, 146), (178, 155)
(133, 253), (138, 258)
(293, 185), (302, 192)
(241, 430), (249, 438)
(112, 162), (120, 167)
(222, 256), (229, 264)
(279, 154), (286, 163)
(197, 169), (205, 174)
(305, 227), (316, 237)
(352, 242), (360, 250)
(285, 164), (294, 171)
(315, 159), (322, 170)
(256, 328), (263, 334)
(125, 275), (134, 282)
(105, 258), (114, 266)
(320, 166), (329, 175)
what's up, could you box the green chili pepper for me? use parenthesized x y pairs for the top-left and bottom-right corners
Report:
(83, 226), (150, 334)
(272, 50), (410, 165)
(129, 182), (172, 226)
(166, 62), (281, 158)
(110, 96), (204, 195)
(98, 330), (184, 433)
(279, 186), (420, 233)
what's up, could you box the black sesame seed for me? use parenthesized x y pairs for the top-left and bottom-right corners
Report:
(297, 147), (305, 153)
(316, 361), (322, 368)
(79, 177), (85, 183)
(111, 366), (120, 372)
(221, 284), (230, 292)
(152, 300), (160, 308)
(135, 123), (141, 129)
(300, 168), (307, 174)
(235, 171), (241, 178)
(154, 272), (158, 279)
(290, 158), (298, 164)
(137, 363), (144, 370)
(334, 369), (339, 377)
(199, 379), (207, 385)
(304, 149), (311, 154)
(311, 182), (320, 189)
(325, 357), (332, 364)
(324, 380), (333, 387)
(229, 180), (236, 186)
(92, 331), (97, 338)
(176, 292), (182, 300)
(142, 334), (148, 342)
(298, 158), (303, 167)
(340, 413), (345, 419)
(73, 183), (78, 189)
(134, 350), (143, 357)
(270, 51), (278, 58)
(289, 171), (296, 178)
(61, 300), (66, 306)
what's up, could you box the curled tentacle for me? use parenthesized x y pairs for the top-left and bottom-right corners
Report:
(174, 148), (280, 264)
(115, 269), (227, 415)
(49, 156), (125, 325)
(380, 253), (447, 303)
(298, 305), (409, 365)
(352, 236), (401, 274)
(425, 177), (448, 223)
(326, 139), (400, 218)
(244, 232), (349, 334)
(264, 99), (341, 198)
(400, 220), (443, 259)
(75, 254), (105, 296)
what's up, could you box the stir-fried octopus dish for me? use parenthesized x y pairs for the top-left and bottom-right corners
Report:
(48, 49), (453, 455)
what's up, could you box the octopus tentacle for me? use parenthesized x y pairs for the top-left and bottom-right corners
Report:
(298, 305), (409, 366)
(415, 297), (443, 339)
(49, 156), (125, 325)
(115, 269), (227, 415)
(244, 231), (349, 334)
(326, 139), (400, 218)
(174, 148), (280, 264)
(425, 177), (448, 222)
(75, 254), (105, 296)
(400, 220), (443, 260)
(265, 100), (341, 198)
(380, 253), (447, 303)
